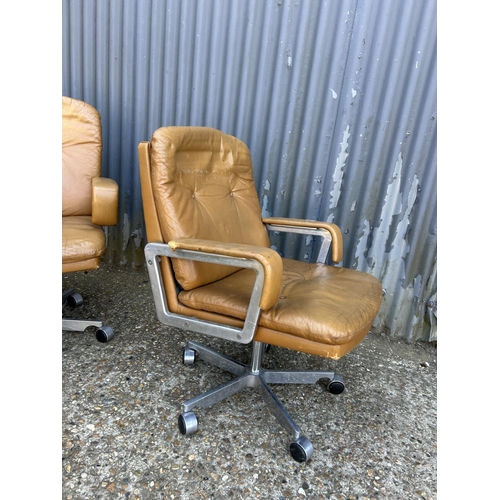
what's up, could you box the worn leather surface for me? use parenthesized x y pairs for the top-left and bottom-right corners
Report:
(150, 127), (270, 290)
(168, 237), (283, 311)
(62, 216), (106, 268)
(138, 142), (164, 244)
(62, 96), (102, 216)
(179, 258), (382, 346)
(92, 177), (119, 226)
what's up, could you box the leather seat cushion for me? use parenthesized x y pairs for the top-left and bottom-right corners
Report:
(62, 216), (106, 264)
(178, 258), (382, 346)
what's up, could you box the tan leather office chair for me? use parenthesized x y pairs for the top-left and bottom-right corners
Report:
(138, 126), (382, 462)
(62, 96), (119, 342)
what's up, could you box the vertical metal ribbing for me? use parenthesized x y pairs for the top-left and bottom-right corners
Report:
(62, 0), (437, 341)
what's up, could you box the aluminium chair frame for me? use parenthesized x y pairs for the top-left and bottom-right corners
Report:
(62, 288), (113, 341)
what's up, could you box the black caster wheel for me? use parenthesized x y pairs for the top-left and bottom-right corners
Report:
(96, 326), (114, 343)
(290, 436), (314, 463)
(327, 374), (345, 394)
(66, 292), (83, 308)
(178, 412), (198, 435)
(183, 348), (196, 365)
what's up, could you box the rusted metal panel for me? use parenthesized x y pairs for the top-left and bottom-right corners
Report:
(62, 0), (437, 341)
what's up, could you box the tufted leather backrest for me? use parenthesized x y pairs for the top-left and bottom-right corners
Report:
(62, 96), (102, 216)
(150, 126), (270, 290)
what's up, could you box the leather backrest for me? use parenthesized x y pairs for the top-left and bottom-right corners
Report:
(150, 126), (270, 290)
(62, 96), (102, 216)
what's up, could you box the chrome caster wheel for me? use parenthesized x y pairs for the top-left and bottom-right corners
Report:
(327, 374), (345, 394)
(96, 325), (114, 343)
(290, 436), (314, 463)
(66, 292), (83, 308)
(183, 348), (196, 365)
(178, 412), (198, 435)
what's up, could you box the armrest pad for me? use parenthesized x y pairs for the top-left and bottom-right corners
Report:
(91, 177), (119, 226)
(263, 217), (343, 263)
(168, 238), (283, 310)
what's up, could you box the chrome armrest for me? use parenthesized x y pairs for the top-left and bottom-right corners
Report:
(144, 242), (266, 344)
(263, 217), (343, 264)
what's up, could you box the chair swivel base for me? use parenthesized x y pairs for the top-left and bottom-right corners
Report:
(62, 289), (114, 342)
(178, 340), (345, 463)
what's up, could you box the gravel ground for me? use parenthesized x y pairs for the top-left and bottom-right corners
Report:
(62, 264), (437, 500)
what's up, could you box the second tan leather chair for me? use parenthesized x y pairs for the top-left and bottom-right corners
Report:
(62, 96), (119, 342)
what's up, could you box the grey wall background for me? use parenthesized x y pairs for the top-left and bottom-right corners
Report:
(62, 0), (437, 342)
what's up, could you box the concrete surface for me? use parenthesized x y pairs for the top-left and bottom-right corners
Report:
(62, 264), (437, 500)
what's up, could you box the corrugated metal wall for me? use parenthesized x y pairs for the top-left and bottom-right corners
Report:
(62, 0), (437, 342)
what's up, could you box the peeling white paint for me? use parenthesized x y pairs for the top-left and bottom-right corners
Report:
(351, 88), (357, 98)
(368, 152), (405, 277)
(262, 194), (270, 218)
(330, 88), (338, 99)
(427, 290), (437, 342)
(314, 189), (322, 196)
(391, 175), (418, 272)
(385, 153), (404, 216)
(122, 213), (143, 252)
(355, 156), (416, 267)
(329, 125), (350, 209)
(122, 213), (131, 252)
(354, 219), (371, 270)
(262, 179), (271, 217)
(356, 152), (422, 337)
(351, 201), (357, 211)
(132, 227), (142, 250)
